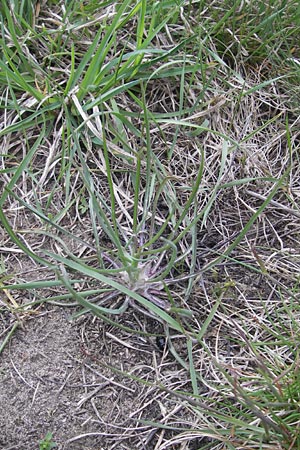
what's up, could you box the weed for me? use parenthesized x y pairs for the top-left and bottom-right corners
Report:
(39, 433), (57, 450)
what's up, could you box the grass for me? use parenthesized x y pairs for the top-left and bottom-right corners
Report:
(0, 0), (300, 448)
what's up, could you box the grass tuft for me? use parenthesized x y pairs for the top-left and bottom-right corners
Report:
(1, 1), (300, 448)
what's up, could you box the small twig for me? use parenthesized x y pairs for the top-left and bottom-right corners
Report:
(246, 189), (300, 219)
(77, 382), (110, 408)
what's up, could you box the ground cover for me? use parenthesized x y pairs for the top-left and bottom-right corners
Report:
(1, 1), (300, 449)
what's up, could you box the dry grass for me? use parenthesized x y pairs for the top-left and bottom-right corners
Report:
(1, 1), (300, 449)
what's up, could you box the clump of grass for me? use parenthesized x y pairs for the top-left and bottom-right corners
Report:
(1, 1), (300, 449)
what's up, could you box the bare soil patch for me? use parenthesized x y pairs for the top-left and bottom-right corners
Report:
(0, 305), (195, 450)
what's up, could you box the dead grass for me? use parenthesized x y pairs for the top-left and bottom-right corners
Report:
(1, 1), (300, 449)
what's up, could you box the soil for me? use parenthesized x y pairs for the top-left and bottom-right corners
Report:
(0, 304), (192, 450)
(0, 308), (135, 449)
